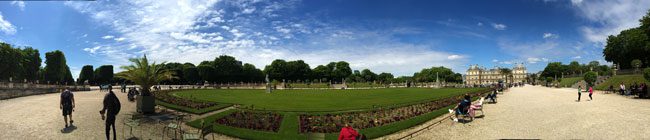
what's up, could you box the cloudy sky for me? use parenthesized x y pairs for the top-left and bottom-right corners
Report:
(0, 0), (649, 79)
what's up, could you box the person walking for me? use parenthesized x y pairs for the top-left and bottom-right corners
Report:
(577, 85), (582, 102)
(588, 86), (594, 101)
(99, 86), (121, 140)
(60, 87), (75, 128)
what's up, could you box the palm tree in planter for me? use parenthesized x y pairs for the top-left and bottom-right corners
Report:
(117, 55), (174, 114)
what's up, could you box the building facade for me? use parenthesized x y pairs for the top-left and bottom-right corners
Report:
(464, 63), (527, 85)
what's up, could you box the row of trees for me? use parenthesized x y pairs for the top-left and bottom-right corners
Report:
(540, 61), (612, 80)
(604, 10), (650, 69)
(412, 66), (463, 83)
(0, 43), (75, 84)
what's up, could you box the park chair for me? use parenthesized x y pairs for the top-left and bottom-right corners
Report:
(183, 119), (214, 140)
(473, 98), (484, 116)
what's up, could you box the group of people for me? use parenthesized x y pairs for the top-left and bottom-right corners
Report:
(215, 110), (283, 132)
(577, 85), (594, 101)
(59, 85), (122, 140)
(298, 90), (488, 133)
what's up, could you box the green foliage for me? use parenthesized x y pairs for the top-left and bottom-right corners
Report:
(631, 59), (643, 69)
(583, 71), (598, 87)
(183, 67), (201, 84)
(94, 65), (114, 84)
(604, 27), (650, 69)
(213, 55), (244, 83)
(44, 50), (69, 84)
(412, 66), (461, 83)
(20, 47), (41, 81)
(197, 65), (216, 82)
(78, 65), (94, 84)
(241, 63), (264, 82)
(559, 77), (583, 87)
(116, 55), (174, 96)
(361, 69), (377, 82)
(0, 43), (23, 81)
(377, 72), (394, 84)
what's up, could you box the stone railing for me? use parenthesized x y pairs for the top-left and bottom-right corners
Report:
(0, 82), (91, 100)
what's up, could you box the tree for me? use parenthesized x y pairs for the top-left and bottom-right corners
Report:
(541, 62), (563, 79)
(197, 65), (216, 83)
(213, 55), (243, 83)
(583, 71), (598, 87)
(631, 59), (643, 73)
(360, 69), (377, 82)
(183, 67), (200, 84)
(264, 59), (288, 81)
(242, 63), (264, 82)
(117, 55), (174, 113)
(63, 65), (75, 85)
(0, 43), (22, 81)
(161, 62), (185, 84)
(499, 68), (513, 84)
(333, 61), (352, 82)
(312, 65), (330, 82)
(94, 65), (114, 84)
(78, 65), (94, 84)
(603, 28), (649, 69)
(44, 50), (68, 84)
(20, 47), (41, 81)
(568, 61), (581, 75)
(377, 72), (394, 84)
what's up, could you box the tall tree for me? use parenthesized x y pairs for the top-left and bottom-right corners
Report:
(0, 43), (22, 81)
(213, 55), (243, 83)
(44, 50), (68, 84)
(242, 63), (264, 82)
(377, 72), (394, 84)
(333, 61), (352, 82)
(312, 65), (330, 82)
(21, 47), (41, 81)
(197, 64), (217, 83)
(78, 65), (94, 84)
(183, 66), (200, 84)
(94, 65), (114, 84)
(569, 61), (581, 75)
(361, 69), (377, 82)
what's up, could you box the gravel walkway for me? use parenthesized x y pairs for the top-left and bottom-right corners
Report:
(0, 89), (237, 140)
(382, 85), (650, 139)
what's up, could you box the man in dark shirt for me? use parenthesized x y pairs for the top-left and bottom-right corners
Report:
(99, 85), (120, 140)
(60, 88), (75, 128)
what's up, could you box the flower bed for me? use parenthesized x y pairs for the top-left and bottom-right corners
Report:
(215, 110), (283, 132)
(298, 89), (490, 133)
(154, 90), (218, 109)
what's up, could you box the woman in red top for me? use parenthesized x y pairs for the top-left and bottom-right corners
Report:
(589, 86), (594, 101)
(339, 122), (359, 140)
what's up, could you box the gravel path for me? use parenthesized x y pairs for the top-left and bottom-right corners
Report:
(0, 89), (237, 140)
(382, 85), (650, 139)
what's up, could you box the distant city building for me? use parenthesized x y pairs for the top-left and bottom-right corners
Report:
(464, 63), (527, 85)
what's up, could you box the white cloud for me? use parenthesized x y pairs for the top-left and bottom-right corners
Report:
(11, 1), (25, 11)
(114, 37), (126, 41)
(572, 0), (650, 44)
(492, 59), (498, 62)
(83, 46), (102, 54)
(491, 23), (507, 30)
(477, 22), (483, 26)
(101, 35), (114, 39)
(0, 12), (17, 35)
(527, 57), (549, 64)
(242, 8), (256, 14)
(65, 0), (468, 76)
(542, 32), (558, 39)
(447, 55), (464, 60)
(572, 56), (582, 59)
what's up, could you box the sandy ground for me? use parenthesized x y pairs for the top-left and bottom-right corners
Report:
(0, 89), (237, 140)
(382, 85), (650, 140)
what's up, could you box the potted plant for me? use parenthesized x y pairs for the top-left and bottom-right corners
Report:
(117, 55), (174, 114)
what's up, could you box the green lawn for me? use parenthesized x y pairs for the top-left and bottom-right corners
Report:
(171, 88), (484, 112)
(559, 77), (583, 87)
(595, 75), (648, 90)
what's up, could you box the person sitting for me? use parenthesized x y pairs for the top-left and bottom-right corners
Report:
(338, 122), (360, 140)
(485, 88), (497, 103)
(451, 94), (471, 122)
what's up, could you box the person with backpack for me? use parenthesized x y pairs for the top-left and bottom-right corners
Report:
(99, 85), (121, 140)
(60, 87), (75, 128)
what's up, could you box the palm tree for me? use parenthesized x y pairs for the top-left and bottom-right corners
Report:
(499, 68), (513, 84)
(117, 55), (174, 113)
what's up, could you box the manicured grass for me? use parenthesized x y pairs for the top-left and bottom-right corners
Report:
(156, 100), (232, 114)
(559, 77), (583, 87)
(172, 88), (484, 112)
(595, 75), (648, 90)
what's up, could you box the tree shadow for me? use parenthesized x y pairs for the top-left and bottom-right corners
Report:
(60, 125), (77, 133)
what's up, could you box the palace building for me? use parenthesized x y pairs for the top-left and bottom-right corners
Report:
(464, 63), (527, 85)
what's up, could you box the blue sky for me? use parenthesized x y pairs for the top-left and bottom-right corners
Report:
(0, 0), (649, 79)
